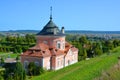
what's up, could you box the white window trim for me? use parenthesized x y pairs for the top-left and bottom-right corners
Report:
(57, 41), (61, 49)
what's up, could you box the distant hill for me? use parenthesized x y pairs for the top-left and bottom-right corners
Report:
(0, 30), (39, 34)
(66, 30), (120, 34)
(1, 30), (120, 35)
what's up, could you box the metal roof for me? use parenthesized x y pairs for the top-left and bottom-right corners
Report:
(37, 19), (65, 36)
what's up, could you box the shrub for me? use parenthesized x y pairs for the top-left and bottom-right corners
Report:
(28, 62), (45, 76)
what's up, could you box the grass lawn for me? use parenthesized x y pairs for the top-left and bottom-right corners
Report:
(0, 52), (18, 58)
(31, 47), (120, 80)
(94, 60), (120, 80)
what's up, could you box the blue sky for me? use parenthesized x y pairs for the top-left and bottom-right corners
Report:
(0, 0), (120, 31)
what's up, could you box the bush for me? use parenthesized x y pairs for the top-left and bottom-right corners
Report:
(28, 62), (44, 76)
(0, 57), (4, 64)
(0, 69), (4, 80)
(3, 62), (26, 80)
(13, 62), (26, 80)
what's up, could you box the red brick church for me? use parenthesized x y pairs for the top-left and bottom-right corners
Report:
(21, 10), (78, 70)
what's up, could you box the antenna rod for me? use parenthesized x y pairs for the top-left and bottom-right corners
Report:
(50, 6), (52, 20)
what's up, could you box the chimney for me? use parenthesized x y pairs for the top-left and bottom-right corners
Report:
(54, 28), (57, 35)
(61, 27), (65, 34)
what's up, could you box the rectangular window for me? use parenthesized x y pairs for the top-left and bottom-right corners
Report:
(57, 41), (61, 49)
(58, 43), (60, 49)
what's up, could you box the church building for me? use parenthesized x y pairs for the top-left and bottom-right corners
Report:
(20, 8), (78, 70)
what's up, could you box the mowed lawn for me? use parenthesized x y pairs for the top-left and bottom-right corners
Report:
(31, 47), (120, 80)
(0, 52), (18, 58)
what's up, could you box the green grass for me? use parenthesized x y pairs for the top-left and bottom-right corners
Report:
(94, 61), (120, 80)
(31, 47), (120, 80)
(0, 52), (18, 58)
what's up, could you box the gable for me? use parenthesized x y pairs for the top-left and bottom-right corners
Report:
(66, 49), (73, 56)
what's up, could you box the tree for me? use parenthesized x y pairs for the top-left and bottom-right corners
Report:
(28, 62), (44, 76)
(6, 75), (13, 80)
(15, 45), (23, 53)
(113, 39), (119, 48)
(94, 47), (102, 56)
(3, 63), (16, 80)
(25, 34), (36, 44)
(13, 48), (18, 53)
(83, 49), (87, 59)
(95, 43), (103, 55)
(22, 46), (29, 52)
(77, 43), (88, 61)
(18, 47), (22, 53)
(16, 55), (20, 61)
(0, 57), (4, 64)
(0, 76), (4, 80)
(28, 62), (36, 76)
(17, 36), (23, 44)
(104, 40), (114, 52)
(13, 62), (26, 80)
(79, 36), (87, 46)
(0, 69), (4, 80)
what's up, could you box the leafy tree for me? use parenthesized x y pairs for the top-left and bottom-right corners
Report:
(16, 55), (20, 61)
(13, 62), (26, 80)
(28, 62), (36, 76)
(0, 69), (4, 80)
(0, 76), (4, 80)
(17, 36), (23, 44)
(18, 47), (22, 53)
(13, 48), (18, 53)
(25, 34), (36, 44)
(79, 36), (87, 46)
(113, 39), (119, 48)
(6, 75), (13, 80)
(77, 43), (88, 61)
(28, 62), (44, 76)
(22, 46), (29, 52)
(0, 34), (36, 53)
(3, 62), (26, 80)
(104, 40), (114, 52)
(83, 49), (87, 59)
(0, 57), (4, 64)
(94, 47), (102, 56)
(3, 63), (16, 80)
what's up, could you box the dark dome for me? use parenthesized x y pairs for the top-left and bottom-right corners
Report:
(37, 19), (65, 36)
